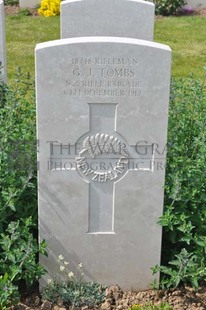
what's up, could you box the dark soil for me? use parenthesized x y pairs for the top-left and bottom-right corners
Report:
(10, 285), (206, 310)
(196, 8), (206, 16)
(4, 5), (38, 16)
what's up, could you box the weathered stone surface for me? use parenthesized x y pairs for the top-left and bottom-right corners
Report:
(19, 0), (40, 8)
(36, 36), (171, 290)
(61, 0), (155, 40)
(0, 0), (6, 82)
(185, 0), (206, 8)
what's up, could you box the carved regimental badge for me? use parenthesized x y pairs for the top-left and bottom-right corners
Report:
(76, 133), (129, 183)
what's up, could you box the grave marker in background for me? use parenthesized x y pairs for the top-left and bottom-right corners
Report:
(0, 0), (7, 82)
(19, 0), (40, 8)
(61, 0), (155, 40)
(36, 34), (171, 290)
(185, 0), (206, 8)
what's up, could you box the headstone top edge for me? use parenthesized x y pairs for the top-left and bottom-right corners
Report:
(35, 37), (171, 52)
(61, 0), (155, 7)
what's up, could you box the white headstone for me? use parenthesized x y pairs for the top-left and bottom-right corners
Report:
(19, 0), (40, 8)
(185, 0), (206, 8)
(61, 0), (155, 40)
(36, 36), (171, 290)
(0, 0), (7, 82)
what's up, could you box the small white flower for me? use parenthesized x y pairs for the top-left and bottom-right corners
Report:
(68, 272), (74, 278)
(81, 272), (84, 276)
(47, 279), (53, 285)
(64, 261), (69, 265)
(58, 254), (64, 261)
(78, 263), (83, 268)
(60, 265), (65, 272)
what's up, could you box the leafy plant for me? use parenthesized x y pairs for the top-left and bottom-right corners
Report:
(43, 281), (106, 307)
(18, 8), (32, 16)
(154, 74), (206, 289)
(152, 248), (206, 289)
(0, 218), (47, 288)
(129, 302), (173, 310)
(42, 255), (106, 307)
(4, 0), (19, 5)
(0, 69), (37, 233)
(0, 71), (47, 305)
(154, 0), (186, 16)
(0, 273), (19, 310)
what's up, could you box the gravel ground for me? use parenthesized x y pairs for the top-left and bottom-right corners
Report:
(12, 285), (206, 310)
(4, 5), (38, 15)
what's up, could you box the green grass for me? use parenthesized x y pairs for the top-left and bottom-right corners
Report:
(5, 14), (206, 82)
(6, 15), (60, 81)
(155, 16), (206, 77)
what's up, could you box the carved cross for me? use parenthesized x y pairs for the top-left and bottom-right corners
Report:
(48, 103), (154, 233)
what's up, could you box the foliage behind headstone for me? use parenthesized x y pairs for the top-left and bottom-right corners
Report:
(154, 0), (186, 15)
(0, 71), (46, 308)
(4, 0), (19, 6)
(153, 75), (206, 288)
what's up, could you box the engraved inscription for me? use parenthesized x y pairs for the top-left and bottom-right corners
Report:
(72, 57), (138, 65)
(76, 133), (129, 183)
(63, 57), (142, 97)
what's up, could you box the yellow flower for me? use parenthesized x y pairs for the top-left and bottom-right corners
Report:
(38, 0), (61, 17)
